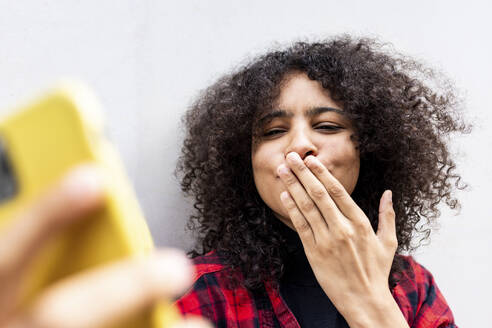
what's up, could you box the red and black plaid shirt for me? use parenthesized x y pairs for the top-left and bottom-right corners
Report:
(176, 251), (456, 327)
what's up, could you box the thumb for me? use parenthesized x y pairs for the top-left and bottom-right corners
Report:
(376, 190), (397, 249)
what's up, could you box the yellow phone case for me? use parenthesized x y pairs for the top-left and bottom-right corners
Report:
(0, 83), (179, 327)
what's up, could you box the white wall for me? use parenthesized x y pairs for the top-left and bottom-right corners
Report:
(0, 0), (490, 325)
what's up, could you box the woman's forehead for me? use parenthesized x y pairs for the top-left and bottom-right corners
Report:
(252, 72), (348, 124)
(257, 106), (346, 125)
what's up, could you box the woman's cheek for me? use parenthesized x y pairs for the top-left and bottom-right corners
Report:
(252, 159), (288, 218)
(318, 148), (360, 194)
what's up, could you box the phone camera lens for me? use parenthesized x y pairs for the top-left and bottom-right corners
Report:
(0, 137), (18, 203)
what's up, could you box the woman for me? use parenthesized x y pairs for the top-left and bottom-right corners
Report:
(175, 35), (468, 327)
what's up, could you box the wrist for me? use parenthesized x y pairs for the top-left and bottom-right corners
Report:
(341, 290), (409, 328)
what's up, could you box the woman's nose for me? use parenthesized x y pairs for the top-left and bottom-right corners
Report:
(285, 129), (318, 160)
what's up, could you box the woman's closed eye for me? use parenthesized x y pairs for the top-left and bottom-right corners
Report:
(314, 123), (342, 132)
(263, 124), (342, 138)
(263, 128), (286, 137)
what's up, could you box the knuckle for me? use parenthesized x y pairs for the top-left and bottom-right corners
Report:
(310, 186), (327, 200)
(313, 164), (325, 175)
(334, 226), (355, 242)
(332, 232), (346, 243)
(327, 183), (346, 198)
(381, 206), (396, 218)
(294, 220), (311, 234)
(284, 199), (297, 210)
(344, 228), (356, 240)
(322, 238), (334, 251)
(354, 218), (371, 232)
(294, 161), (307, 171)
(299, 199), (315, 212)
(387, 236), (399, 250)
(284, 175), (298, 186)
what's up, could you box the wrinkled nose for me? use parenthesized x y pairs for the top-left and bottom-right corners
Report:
(285, 129), (318, 160)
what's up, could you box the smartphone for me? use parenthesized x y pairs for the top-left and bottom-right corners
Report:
(0, 82), (179, 327)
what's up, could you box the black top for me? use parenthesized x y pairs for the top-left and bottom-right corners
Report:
(277, 222), (349, 328)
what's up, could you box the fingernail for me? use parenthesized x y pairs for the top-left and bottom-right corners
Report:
(277, 165), (289, 176)
(280, 191), (289, 201)
(63, 165), (105, 201)
(386, 190), (393, 204)
(304, 155), (315, 167)
(151, 250), (193, 296)
(286, 152), (300, 162)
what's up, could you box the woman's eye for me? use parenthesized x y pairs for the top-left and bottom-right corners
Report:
(263, 129), (285, 137)
(314, 124), (341, 131)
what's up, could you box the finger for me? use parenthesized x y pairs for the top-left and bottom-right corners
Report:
(304, 155), (365, 221)
(0, 165), (105, 280)
(285, 152), (342, 229)
(277, 163), (328, 240)
(25, 249), (193, 328)
(280, 191), (316, 246)
(376, 190), (398, 250)
(171, 316), (213, 328)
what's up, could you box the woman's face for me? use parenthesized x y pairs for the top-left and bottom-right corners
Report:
(251, 72), (360, 228)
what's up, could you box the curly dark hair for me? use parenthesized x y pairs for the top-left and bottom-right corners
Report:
(176, 35), (469, 290)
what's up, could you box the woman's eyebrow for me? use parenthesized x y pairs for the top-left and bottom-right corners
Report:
(307, 106), (345, 117)
(257, 106), (344, 126)
(257, 110), (292, 126)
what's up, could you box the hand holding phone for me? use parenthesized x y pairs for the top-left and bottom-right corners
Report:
(0, 165), (209, 328)
(0, 84), (209, 328)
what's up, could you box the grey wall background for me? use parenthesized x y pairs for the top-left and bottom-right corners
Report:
(0, 0), (490, 326)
